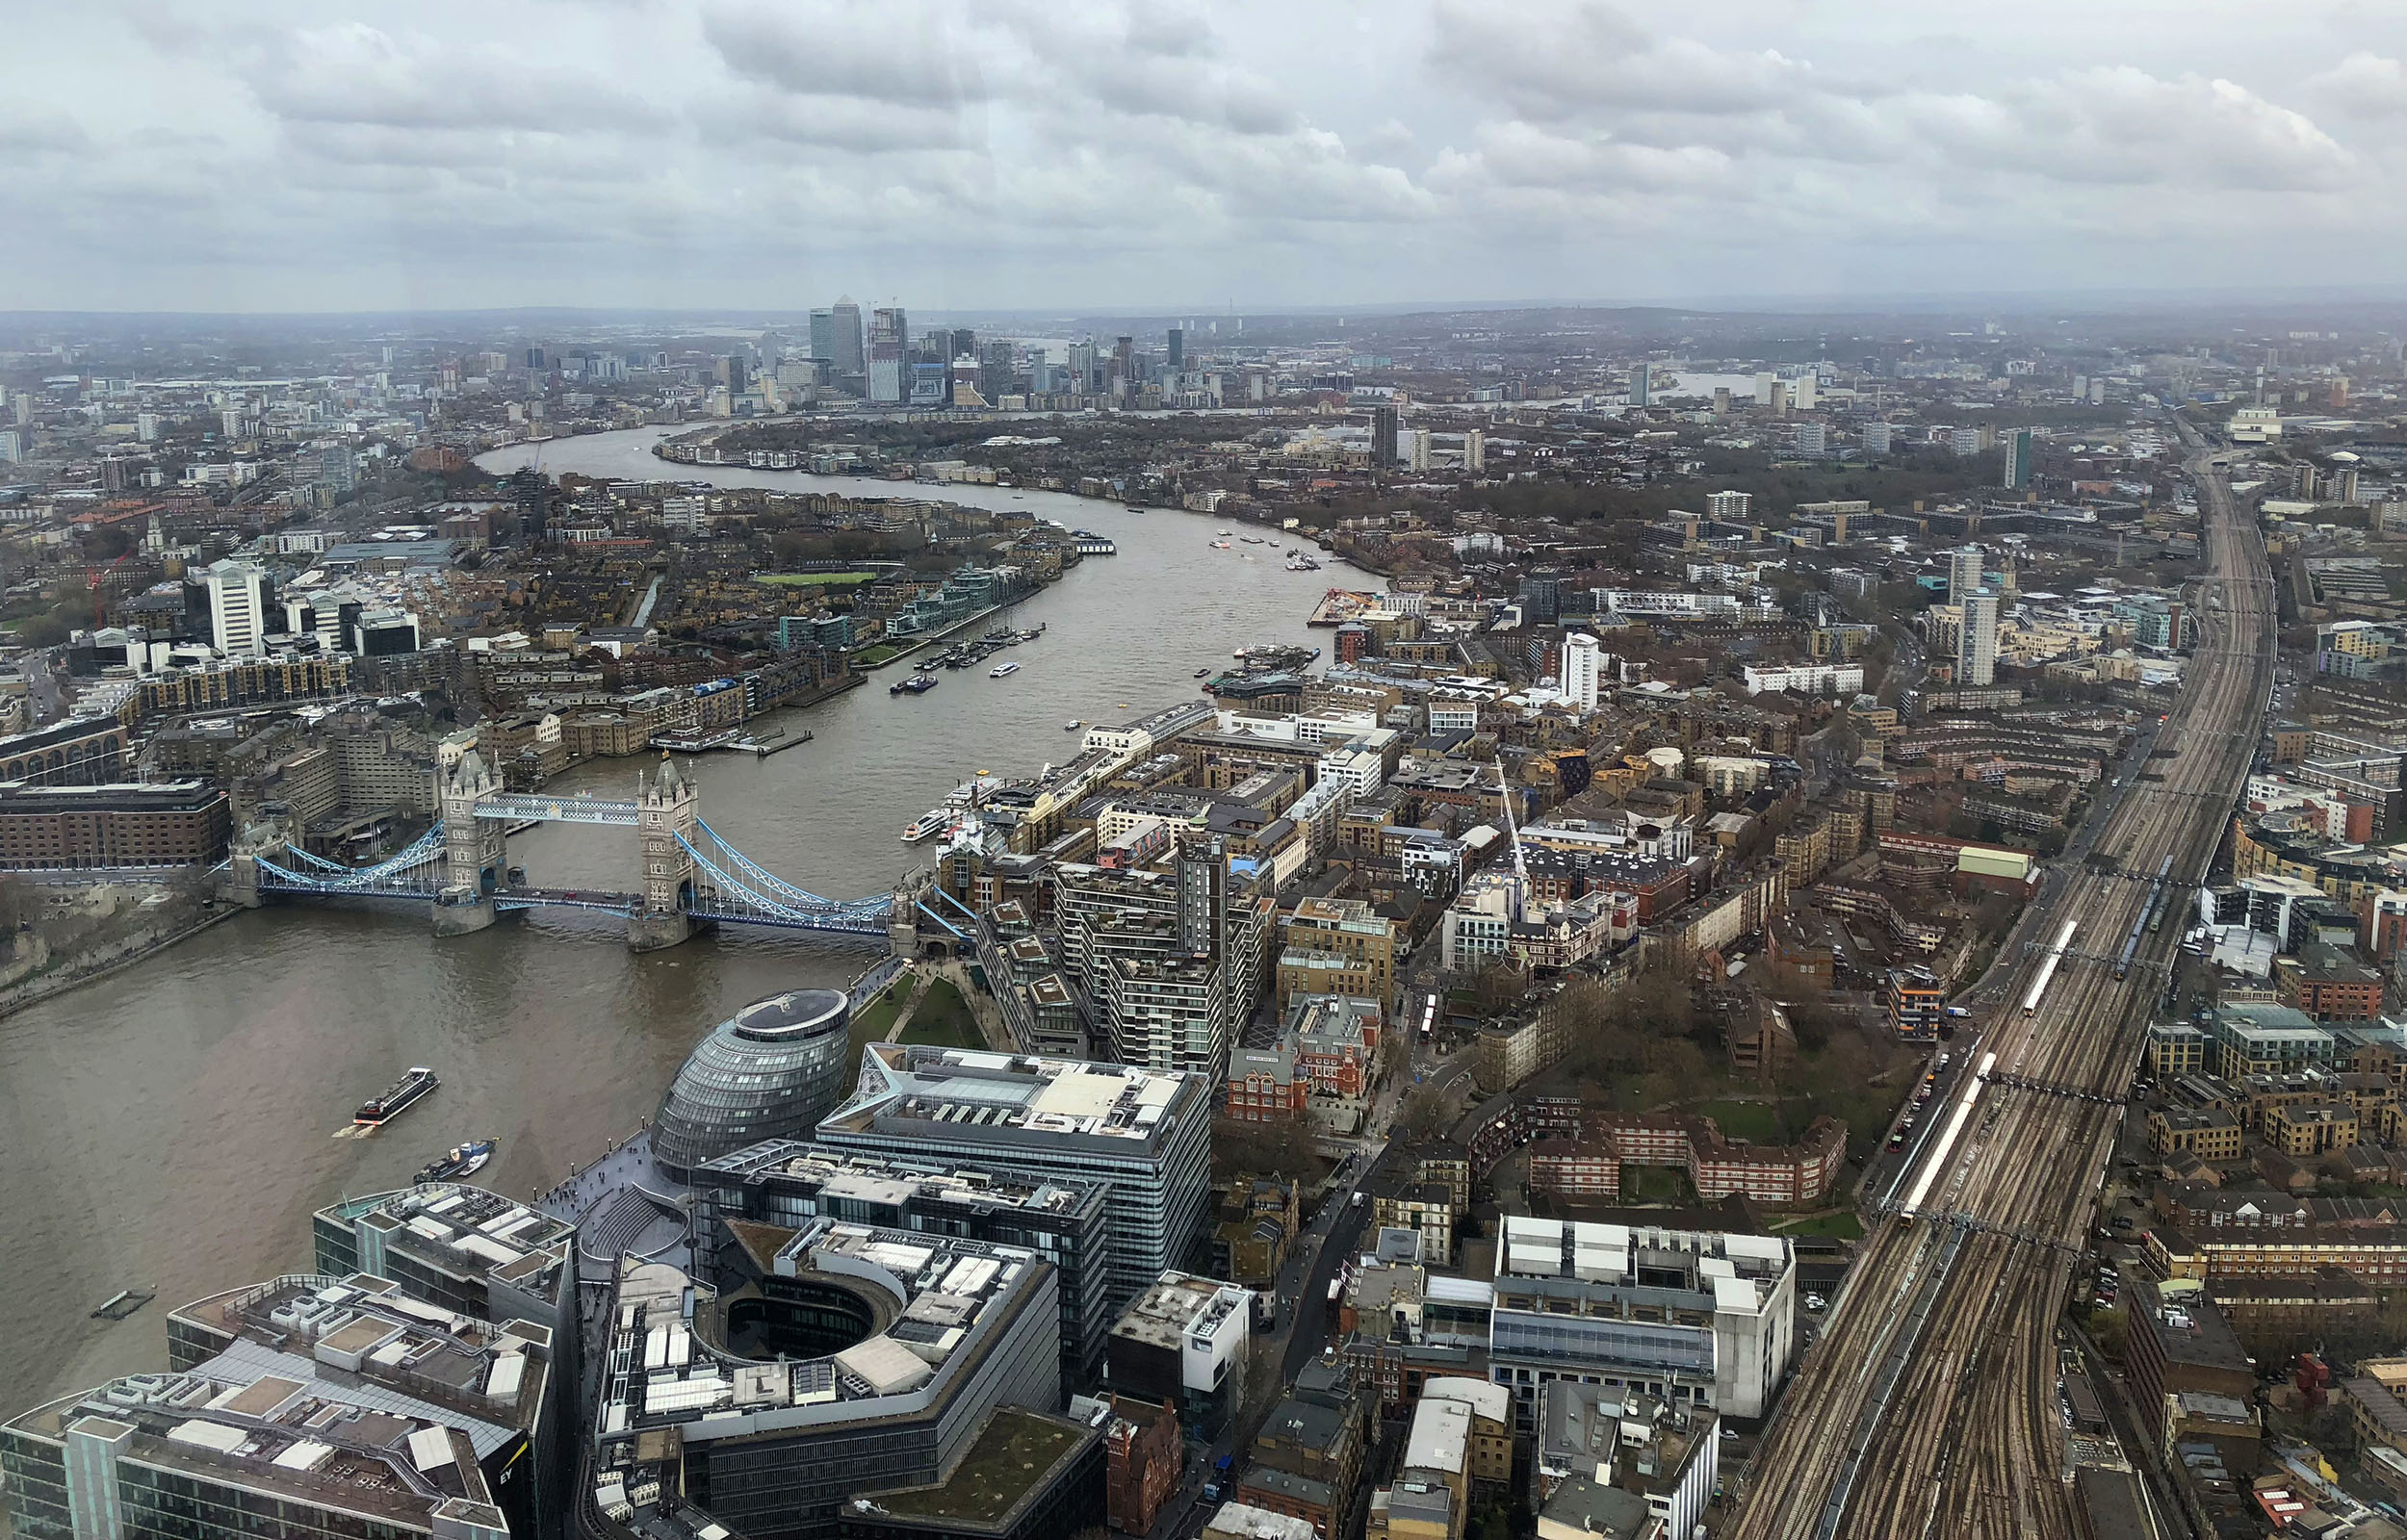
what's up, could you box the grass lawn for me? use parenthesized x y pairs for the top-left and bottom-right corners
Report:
(846, 985), (909, 1058)
(1773, 1210), (1865, 1241)
(899, 978), (981, 1049)
(756, 572), (876, 586)
(1618, 1165), (1695, 1206)
(853, 644), (906, 666)
(1696, 1099), (1785, 1142)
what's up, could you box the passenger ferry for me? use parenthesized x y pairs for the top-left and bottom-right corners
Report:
(900, 809), (951, 843)
(989, 661), (1021, 678)
(355, 1068), (438, 1127)
(1064, 720), (1083, 731)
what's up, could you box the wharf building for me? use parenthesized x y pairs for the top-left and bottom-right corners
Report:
(581, 1220), (1062, 1540)
(0, 778), (231, 870)
(818, 1044), (1211, 1310)
(2, 1271), (558, 1540)
(1486, 1217), (1796, 1423)
(651, 989), (855, 1182)
(688, 1140), (1114, 1388)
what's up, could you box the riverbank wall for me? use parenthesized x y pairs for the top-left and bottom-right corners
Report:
(0, 904), (244, 1021)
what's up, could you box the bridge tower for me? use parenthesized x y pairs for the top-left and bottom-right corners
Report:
(221, 819), (287, 909)
(629, 756), (702, 951)
(432, 750), (506, 937)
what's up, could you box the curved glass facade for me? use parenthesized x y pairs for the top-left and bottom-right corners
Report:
(653, 988), (853, 1179)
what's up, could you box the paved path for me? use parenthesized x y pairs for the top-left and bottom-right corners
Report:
(880, 969), (936, 1041)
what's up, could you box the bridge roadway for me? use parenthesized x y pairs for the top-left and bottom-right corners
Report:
(1730, 439), (2274, 1540)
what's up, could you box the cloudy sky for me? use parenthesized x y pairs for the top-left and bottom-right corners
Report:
(9, 0), (2407, 314)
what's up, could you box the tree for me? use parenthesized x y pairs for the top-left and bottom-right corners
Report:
(1395, 1082), (1460, 1142)
(1214, 1116), (1327, 1185)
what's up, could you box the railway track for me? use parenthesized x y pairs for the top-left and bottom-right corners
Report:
(1731, 445), (2274, 1540)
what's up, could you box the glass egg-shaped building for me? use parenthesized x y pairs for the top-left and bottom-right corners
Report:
(652, 988), (853, 1179)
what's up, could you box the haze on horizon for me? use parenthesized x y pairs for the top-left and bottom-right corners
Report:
(8, 0), (2407, 316)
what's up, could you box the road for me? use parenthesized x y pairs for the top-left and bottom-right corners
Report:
(1728, 427), (2274, 1540)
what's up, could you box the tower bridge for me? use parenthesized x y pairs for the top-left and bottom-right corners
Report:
(223, 752), (897, 951)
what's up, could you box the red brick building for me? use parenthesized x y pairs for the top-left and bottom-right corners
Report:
(1225, 1042), (1307, 1122)
(1101, 1397), (1182, 1534)
(1528, 1109), (1848, 1207)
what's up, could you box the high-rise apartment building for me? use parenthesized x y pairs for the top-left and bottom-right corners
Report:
(1706, 490), (1751, 522)
(1409, 428), (1431, 473)
(2000, 425), (2034, 490)
(1629, 362), (1650, 406)
(1562, 631), (1604, 711)
(1957, 592), (1999, 688)
(1069, 340), (1097, 395)
(1948, 546), (1983, 601)
(816, 1043), (1213, 1307)
(1371, 405), (1400, 468)
(204, 559), (269, 657)
(1862, 421), (1893, 455)
(1050, 841), (1274, 1079)
(1464, 428), (1486, 473)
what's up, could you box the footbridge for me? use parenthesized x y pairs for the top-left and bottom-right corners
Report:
(224, 752), (897, 951)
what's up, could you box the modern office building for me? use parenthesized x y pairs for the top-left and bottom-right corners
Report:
(868, 308), (908, 403)
(817, 1045), (1213, 1308)
(1104, 1272), (1254, 1438)
(4, 1274), (556, 1540)
(835, 1406), (1104, 1540)
(650, 988), (855, 1180)
(830, 296), (867, 378)
(204, 560), (270, 657)
(310, 1185), (580, 1358)
(1371, 405), (1399, 469)
(1486, 1217), (1796, 1422)
(582, 1221), (1061, 1540)
(1530, 1382), (1717, 1540)
(689, 1140), (1115, 1386)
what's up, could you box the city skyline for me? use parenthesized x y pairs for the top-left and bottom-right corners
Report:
(9, 1), (2407, 313)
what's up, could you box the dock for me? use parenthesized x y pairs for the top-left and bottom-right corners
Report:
(91, 1288), (156, 1321)
(1307, 589), (1383, 627)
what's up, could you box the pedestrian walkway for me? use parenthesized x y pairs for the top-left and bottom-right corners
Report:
(881, 969), (936, 1041)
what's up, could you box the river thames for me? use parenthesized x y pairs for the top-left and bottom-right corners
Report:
(0, 424), (1359, 1407)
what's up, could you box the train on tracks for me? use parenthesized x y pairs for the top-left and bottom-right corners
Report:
(2022, 919), (2079, 1015)
(2113, 855), (2176, 980)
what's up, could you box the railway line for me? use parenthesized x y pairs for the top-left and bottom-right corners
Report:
(1730, 439), (2276, 1540)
